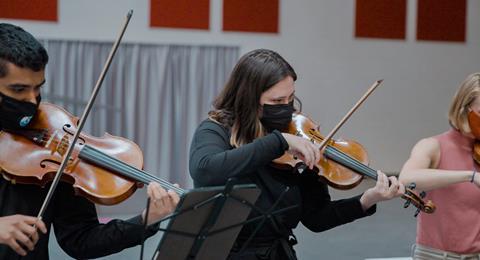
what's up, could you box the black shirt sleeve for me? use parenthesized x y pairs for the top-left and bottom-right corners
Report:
(52, 183), (157, 259)
(189, 120), (289, 186)
(299, 173), (376, 232)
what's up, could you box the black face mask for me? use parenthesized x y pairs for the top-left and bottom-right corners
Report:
(0, 92), (41, 131)
(261, 101), (294, 132)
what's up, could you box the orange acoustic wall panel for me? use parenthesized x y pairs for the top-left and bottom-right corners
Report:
(0, 0), (57, 22)
(223, 0), (279, 33)
(150, 0), (210, 30)
(355, 0), (406, 39)
(417, 0), (466, 42)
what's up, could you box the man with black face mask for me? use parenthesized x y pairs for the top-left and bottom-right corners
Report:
(189, 49), (406, 260)
(0, 23), (180, 259)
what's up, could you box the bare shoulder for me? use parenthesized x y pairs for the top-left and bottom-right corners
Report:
(414, 137), (440, 152)
(409, 137), (441, 168)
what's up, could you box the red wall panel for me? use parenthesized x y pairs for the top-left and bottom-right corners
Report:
(150, 0), (210, 30)
(223, 0), (279, 33)
(355, 0), (407, 39)
(417, 0), (466, 42)
(0, 0), (57, 22)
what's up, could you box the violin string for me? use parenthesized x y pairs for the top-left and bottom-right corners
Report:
(330, 147), (377, 179)
(37, 131), (184, 194)
(93, 150), (183, 193)
(82, 146), (184, 194)
(305, 130), (379, 180)
(326, 146), (417, 194)
(324, 145), (377, 179)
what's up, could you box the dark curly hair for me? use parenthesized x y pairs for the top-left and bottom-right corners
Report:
(0, 23), (48, 77)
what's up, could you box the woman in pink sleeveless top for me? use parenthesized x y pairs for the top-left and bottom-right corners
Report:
(400, 73), (480, 259)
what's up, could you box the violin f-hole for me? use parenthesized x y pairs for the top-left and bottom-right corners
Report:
(63, 124), (86, 145)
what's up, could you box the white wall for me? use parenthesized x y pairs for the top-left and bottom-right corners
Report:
(2, 0), (479, 174)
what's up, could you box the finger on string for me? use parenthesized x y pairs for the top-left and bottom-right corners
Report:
(376, 171), (384, 187)
(147, 183), (154, 201)
(388, 176), (401, 194)
(168, 190), (180, 204)
(157, 187), (169, 206)
(382, 172), (389, 189)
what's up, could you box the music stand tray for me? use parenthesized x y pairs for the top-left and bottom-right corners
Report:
(152, 183), (260, 260)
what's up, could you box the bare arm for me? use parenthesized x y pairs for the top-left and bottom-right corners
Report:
(399, 137), (474, 191)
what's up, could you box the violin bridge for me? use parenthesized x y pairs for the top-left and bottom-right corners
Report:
(45, 130), (58, 155)
(56, 134), (70, 156)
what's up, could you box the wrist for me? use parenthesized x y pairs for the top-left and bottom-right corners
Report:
(359, 193), (376, 212)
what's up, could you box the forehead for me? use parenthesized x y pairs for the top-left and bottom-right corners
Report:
(262, 76), (294, 98)
(0, 62), (45, 87)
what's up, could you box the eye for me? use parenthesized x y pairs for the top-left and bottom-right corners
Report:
(10, 87), (26, 93)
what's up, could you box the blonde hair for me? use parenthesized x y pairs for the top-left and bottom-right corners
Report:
(448, 73), (480, 133)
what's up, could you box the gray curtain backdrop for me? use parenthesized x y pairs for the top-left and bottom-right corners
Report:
(40, 40), (239, 193)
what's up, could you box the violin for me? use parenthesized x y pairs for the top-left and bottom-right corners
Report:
(467, 110), (480, 164)
(0, 103), (184, 205)
(273, 113), (436, 215)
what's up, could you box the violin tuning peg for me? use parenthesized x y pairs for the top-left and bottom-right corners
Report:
(420, 191), (426, 198)
(403, 200), (411, 208)
(414, 208), (421, 218)
(408, 182), (417, 190)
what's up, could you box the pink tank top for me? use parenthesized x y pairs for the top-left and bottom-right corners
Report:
(417, 129), (480, 253)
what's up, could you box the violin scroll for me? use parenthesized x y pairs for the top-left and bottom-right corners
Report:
(402, 183), (436, 216)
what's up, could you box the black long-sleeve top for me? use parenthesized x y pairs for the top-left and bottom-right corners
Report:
(0, 179), (156, 259)
(189, 120), (375, 245)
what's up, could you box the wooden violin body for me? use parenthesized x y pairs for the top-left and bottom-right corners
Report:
(0, 103), (143, 205)
(275, 113), (367, 189)
(273, 112), (436, 215)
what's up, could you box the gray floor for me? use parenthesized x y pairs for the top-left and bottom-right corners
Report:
(48, 179), (419, 259)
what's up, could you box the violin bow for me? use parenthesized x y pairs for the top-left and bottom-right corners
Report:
(316, 79), (382, 151)
(313, 80), (435, 215)
(36, 10), (133, 221)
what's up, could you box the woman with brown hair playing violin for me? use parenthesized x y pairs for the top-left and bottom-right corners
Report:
(399, 73), (480, 259)
(0, 23), (180, 259)
(189, 48), (406, 260)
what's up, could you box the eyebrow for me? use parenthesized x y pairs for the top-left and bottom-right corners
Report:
(273, 91), (295, 99)
(8, 80), (46, 89)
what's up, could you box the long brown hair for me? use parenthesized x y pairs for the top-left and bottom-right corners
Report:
(209, 49), (297, 147)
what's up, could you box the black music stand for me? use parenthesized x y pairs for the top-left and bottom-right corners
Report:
(151, 181), (261, 260)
